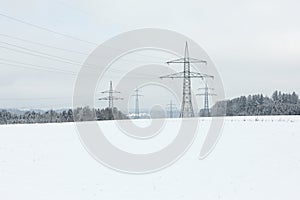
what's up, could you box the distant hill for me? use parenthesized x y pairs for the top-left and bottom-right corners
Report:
(0, 108), (45, 115)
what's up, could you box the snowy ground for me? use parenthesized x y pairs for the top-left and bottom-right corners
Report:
(0, 116), (300, 200)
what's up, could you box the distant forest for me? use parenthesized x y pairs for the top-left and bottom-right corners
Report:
(1, 91), (300, 125)
(210, 90), (300, 116)
(0, 107), (128, 125)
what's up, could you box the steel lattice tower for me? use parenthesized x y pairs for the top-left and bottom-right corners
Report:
(160, 42), (214, 118)
(197, 82), (216, 117)
(132, 88), (143, 119)
(166, 100), (177, 118)
(98, 81), (123, 109)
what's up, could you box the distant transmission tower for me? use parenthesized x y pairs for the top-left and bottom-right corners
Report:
(160, 42), (214, 118)
(197, 82), (216, 117)
(166, 100), (177, 118)
(98, 81), (123, 109)
(132, 88), (143, 119)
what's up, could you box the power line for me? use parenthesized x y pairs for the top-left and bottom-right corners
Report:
(0, 53), (170, 80)
(0, 59), (77, 75)
(0, 57), (75, 72)
(0, 13), (204, 65)
(0, 12), (175, 62)
(0, 35), (209, 80)
(0, 41), (97, 67)
(0, 45), (86, 68)
(0, 12), (97, 45)
(0, 59), (163, 79)
(0, 40), (168, 70)
(0, 33), (89, 55)
(0, 13), (177, 62)
(0, 42), (169, 77)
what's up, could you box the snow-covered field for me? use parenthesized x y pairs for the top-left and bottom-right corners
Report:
(0, 116), (300, 200)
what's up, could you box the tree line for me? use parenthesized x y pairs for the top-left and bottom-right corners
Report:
(1, 90), (300, 124)
(0, 107), (128, 125)
(210, 90), (300, 116)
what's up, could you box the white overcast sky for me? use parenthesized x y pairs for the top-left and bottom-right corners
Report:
(0, 0), (299, 110)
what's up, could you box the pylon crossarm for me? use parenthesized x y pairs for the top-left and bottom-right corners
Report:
(112, 97), (124, 100)
(167, 58), (207, 64)
(198, 87), (215, 90)
(99, 96), (123, 99)
(160, 72), (185, 79)
(160, 71), (213, 79)
(188, 58), (207, 64)
(101, 90), (121, 94)
(98, 97), (109, 100)
(166, 58), (185, 64)
(189, 72), (214, 79)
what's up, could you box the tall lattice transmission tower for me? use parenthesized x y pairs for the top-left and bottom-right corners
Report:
(166, 100), (177, 118)
(160, 42), (214, 118)
(197, 82), (216, 117)
(98, 81), (123, 109)
(132, 88), (143, 119)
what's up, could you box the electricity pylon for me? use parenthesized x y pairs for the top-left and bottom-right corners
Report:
(197, 82), (216, 117)
(160, 42), (214, 118)
(166, 100), (177, 118)
(132, 88), (143, 119)
(98, 81), (123, 109)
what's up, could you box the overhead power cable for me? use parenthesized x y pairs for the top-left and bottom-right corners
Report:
(0, 12), (97, 46)
(0, 41), (95, 67)
(0, 40), (167, 69)
(0, 33), (89, 55)
(0, 61), (77, 75)
(0, 13), (189, 62)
